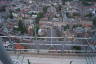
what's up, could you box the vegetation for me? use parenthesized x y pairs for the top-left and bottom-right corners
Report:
(82, 1), (93, 6)
(9, 10), (13, 19)
(28, 11), (37, 15)
(5, 9), (14, 19)
(62, 0), (73, 2)
(35, 18), (40, 24)
(64, 24), (70, 31)
(85, 13), (93, 18)
(17, 20), (27, 34)
(15, 8), (20, 11)
(61, 0), (96, 2)
(92, 17), (96, 27)
(66, 12), (72, 18)
(80, 0), (96, 2)
(80, 0), (95, 6)
(34, 24), (39, 35)
(66, 12), (80, 18)
(72, 12), (80, 17)
(33, 6), (48, 36)
(72, 46), (81, 50)
(33, 12), (44, 36)
(37, 12), (44, 18)
(72, 24), (83, 29)
(56, 5), (62, 12)
(43, 6), (49, 14)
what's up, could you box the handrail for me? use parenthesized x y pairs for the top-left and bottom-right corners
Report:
(0, 36), (92, 39)
(12, 43), (89, 46)
(6, 48), (96, 53)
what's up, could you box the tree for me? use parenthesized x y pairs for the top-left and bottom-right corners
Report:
(18, 20), (27, 34)
(43, 6), (49, 14)
(33, 12), (45, 36)
(34, 24), (39, 35)
(85, 13), (93, 18)
(82, 1), (93, 6)
(64, 24), (69, 31)
(92, 17), (96, 27)
(66, 12), (72, 18)
(72, 12), (80, 17)
(9, 10), (13, 19)
(72, 24), (82, 29)
(35, 18), (40, 24)
(56, 5), (62, 12)
(37, 12), (44, 18)
(72, 46), (81, 50)
(80, 0), (96, 2)
(62, 0), (73, 2)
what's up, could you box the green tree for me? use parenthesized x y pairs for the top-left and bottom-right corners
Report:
(35, 18), (40, 24)
(33, 12), (45, 36)
(72, 24), (82, 29)
(18, 20), (26, 34)
(80, 0), (96, 2)
(37, 12), (44, 18)
(15, 8), (20, 11)
(85, 13), (93, 18)
(73, 12), (80, 17)
(33, 24), (39, 36)
(72, 46), (81, 50)
(92, 17), (96, 27)
(56, 5), (62, 12)
(82, 1), (93, 6)
(66, 12), (72, 18)
(64, 24), (69, 31)
(9, 10), (13, 19)
(43, 6), (49, 14)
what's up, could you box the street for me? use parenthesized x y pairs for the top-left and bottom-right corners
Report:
(10, 54), (96, 64)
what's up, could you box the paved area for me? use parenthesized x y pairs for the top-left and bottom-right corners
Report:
(10, 54), (96, 64)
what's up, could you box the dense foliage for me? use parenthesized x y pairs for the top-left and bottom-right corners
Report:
(92, 17), (96, 27)
(18, 20), (27, 34)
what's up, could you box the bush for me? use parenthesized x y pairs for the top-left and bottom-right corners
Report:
(37, 12), (44, 18)
(64, 24), (69, 31)
(73, 13), (80, 17)
(17, 20), (27, 34)
(85, 13), (93, 18)
(66, 12), (72, 18)
(72, 24), (82, 29)
(72, 46), (81, 50)
(43, 6), (49, 14)
(33, 24), (39, 35)
(92, 17), (96, 27)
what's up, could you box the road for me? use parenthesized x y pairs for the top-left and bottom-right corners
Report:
(10, 54), (96, 64)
